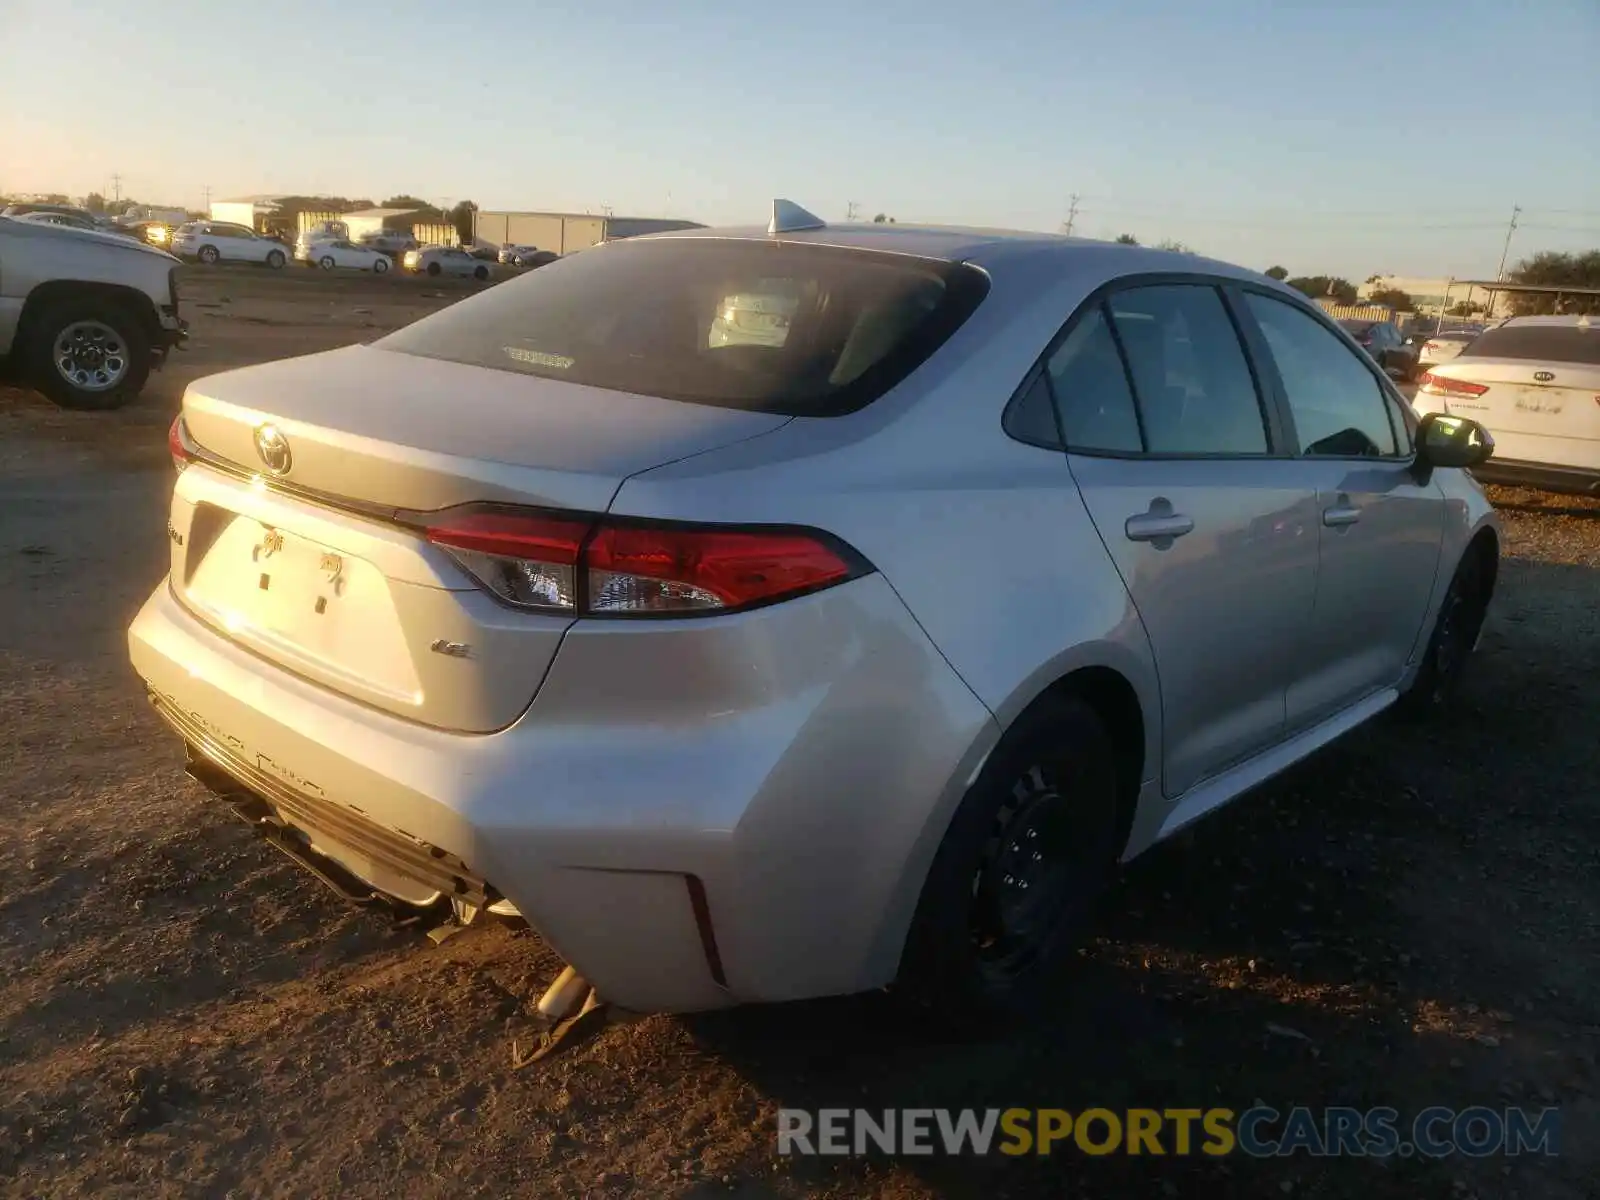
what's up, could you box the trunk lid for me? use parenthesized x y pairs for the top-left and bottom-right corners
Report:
(171, 345), (790, 732)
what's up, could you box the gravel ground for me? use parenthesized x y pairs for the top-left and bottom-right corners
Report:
(1, 267), (1596, 1199)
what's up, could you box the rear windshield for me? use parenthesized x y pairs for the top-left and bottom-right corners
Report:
(1461, 325), (1600, 365)
(1337, 320), (1375, 335)
(375, 238), (989, 416)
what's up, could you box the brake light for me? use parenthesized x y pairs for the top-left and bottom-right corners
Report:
(1418, 372), (1488, 398)
(414, 505), (868, 617)
(168, 414), (195, 471)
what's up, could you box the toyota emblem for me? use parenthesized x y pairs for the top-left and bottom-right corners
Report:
(253, 423), (292, 475)
(1534, 371), (1555, 383)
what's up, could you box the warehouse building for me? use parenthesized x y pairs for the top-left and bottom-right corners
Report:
(474, 210), (703, 254)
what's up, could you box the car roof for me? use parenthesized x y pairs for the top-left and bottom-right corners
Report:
(1495, 314), (1596, 328)
(644, 220), (1258, 277)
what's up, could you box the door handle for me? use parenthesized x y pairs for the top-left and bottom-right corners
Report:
(1125, 507), (1195, 543)
(1323, 501), (1361, 528)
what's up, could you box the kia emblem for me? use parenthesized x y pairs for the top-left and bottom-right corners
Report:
(1534, 371), (1555, 383)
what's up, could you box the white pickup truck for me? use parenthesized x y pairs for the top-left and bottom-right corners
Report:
(0, 214), (188, 409)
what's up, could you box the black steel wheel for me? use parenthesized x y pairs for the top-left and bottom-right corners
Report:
(898, 694), (1122, 1027)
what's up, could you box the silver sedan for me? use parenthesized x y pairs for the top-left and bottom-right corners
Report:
(130, 203), (1500, 1023)
(401, 244), (492, 280)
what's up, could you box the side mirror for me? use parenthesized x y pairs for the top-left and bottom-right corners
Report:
(1416, 413), (1494, 471)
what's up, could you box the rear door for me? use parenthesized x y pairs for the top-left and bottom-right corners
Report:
(1240, 290), (1443, 727)
(1052, 280), (1319, 798)
(1424, 324), (1600, 472)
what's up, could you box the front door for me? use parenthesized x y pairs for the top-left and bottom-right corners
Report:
(1241, 291), (1444, 727)
(1046, 283), (1319, 798)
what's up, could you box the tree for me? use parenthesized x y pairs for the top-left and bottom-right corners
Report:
(449, 199), (478, 246)
(1155, 239), (1195, 254)
(1114, 233), (1139, 245)
(1286, 275), (1358, 305)
(1264, 265), (1288, 280)
(1368, 286), (1416, 313)
(84, 192), (106, 214)
(1447, 300), (1484, 317)
(872, 212), (896, 224)
(381, 194), (432, 210)
(1504, 249), (1600, 315)
(1365, 274), (1385, 285)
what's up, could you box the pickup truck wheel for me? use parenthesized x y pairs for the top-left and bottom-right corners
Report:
(29, 300), (151, 411)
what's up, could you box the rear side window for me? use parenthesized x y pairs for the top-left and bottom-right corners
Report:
(1107, 285), (1268, 455)
(1460, 325), (1600, 365)
(1245, 293), (1399, 458)
(376, 239), (988, 416)
(1044, 307), (1143, 454)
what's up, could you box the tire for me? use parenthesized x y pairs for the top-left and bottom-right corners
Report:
(27, 297), (151, 411)
(265, 249), (286, 269)
(474, 265), (489, 281)
(319, 256), (335, 271)
(897, 695), (1123, 1028)
(373, 257), (389, 274)
(426, 262), (441, 277)
(197, 245), (220, 265)
(1397, 546), (1491, 717)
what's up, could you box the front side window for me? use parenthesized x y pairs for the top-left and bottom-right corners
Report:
(1246, 292), (1399, 457)
(377, 238), (988, 415)
(1107, 284), (1268, 455)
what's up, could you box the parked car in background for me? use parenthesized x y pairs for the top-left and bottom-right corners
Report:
(1415, 330), (1478, 373)
(498, 243), (541, 266)
(12, 211), (101, 231)
(2, 203), (97, 224)
(131, 207), (1500, 1022)
(1338, 319), (1418, 380)
(1413, 314), (1600, 494)
(121, 220), (176, 248)
(0, 213), (186, 409)
(299, 239), (393, 273)
(401, 245), (491, 279)
(172, 221), (289, 268)
(359, 230), (418, 256)
(518, 249), (559, 270)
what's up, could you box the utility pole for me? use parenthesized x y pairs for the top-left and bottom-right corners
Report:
(1062, 193), (1080, 236)
(110, 173), (122, 203)
(1495, 204), (1520, 280)
(846, 201), (860, 221)
(202, 184), (211, 212)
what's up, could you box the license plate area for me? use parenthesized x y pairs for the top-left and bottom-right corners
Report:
(182, 507), (422, 704)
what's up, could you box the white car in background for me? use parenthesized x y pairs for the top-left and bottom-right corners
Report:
(498, 243), (539, 265)
(359, 230), (417, 255)
(299, 239), (392, 273)
(172, 222), (289, 268)
(1416, 330), (1478, 373)
(1413, 314), (1600, 494)
(401, 245), (491, 280)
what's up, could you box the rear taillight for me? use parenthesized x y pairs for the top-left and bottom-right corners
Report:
(1418, 372), (1488, 398)
(168, 414), (195, 472)
(413, 505), (869, 618)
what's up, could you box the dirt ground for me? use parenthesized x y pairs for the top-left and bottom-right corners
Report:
(1, 265), (1596, 1199)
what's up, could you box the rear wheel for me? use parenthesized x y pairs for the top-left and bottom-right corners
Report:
(319, 256), (335, 271)
(28, 298), (151, 411)
(897, 695), (1122, 1028)
(373, 256), (390, 274)
(426, 261), (442, 277)
(265, 249), (286, 269)
(474, 265), (489, 281)
(197, 245), (219, 265)
(1398, 546), (1491, 716)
